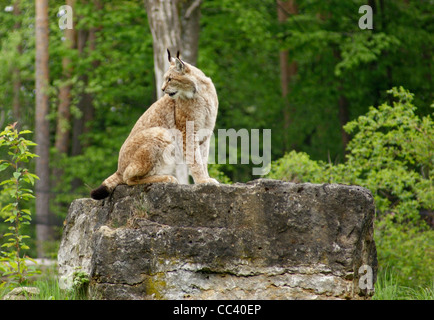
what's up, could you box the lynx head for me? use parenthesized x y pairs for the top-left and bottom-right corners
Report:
(161, 49), (199, 100)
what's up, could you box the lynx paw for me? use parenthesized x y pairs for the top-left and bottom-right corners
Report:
(166, 176), (179, 183)
(197, 178), (219, 184)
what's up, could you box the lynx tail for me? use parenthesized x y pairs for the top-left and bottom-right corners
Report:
(90, 172), (122, 200)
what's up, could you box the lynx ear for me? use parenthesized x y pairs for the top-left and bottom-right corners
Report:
(167, 48), (171, 63)
(175, 57), (185, 73)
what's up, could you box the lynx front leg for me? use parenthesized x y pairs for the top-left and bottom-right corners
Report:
(200, 136), (218, 184)
(188, 139), (218, 184)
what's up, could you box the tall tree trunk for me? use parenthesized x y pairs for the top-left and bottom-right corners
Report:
(145, 0), (181, 100)
(145, 0), (202, 184)
(12, 0), (22, 124)
(71, 0), (100, 160)
(83, 16), (100, 135)
(55, 0), (76, 157)
(71, 29), (87, 158)
(53, 0), (76, 216)
(70, 0), (101, 190)
(338, 90), (350, 152)
(180, 0), (201, 65)
(35, 0), (53, 258)
(277, 0), (297, 152)
(333, 47), (351, 153)
(70, 28), (92, 190)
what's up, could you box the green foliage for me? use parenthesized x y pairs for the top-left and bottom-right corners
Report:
(375, 215), (434, 288)
(276, 0), (433, 160)
(71, 267), (89, 297)
(0, 123), (39, 288)
(266, 150), (327, 184)
(208, 164), (232, 185)
(344, 87), (433, 219)
(268, 87), (434, 287)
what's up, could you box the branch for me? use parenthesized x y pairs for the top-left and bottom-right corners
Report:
(184, 0), (201, 19)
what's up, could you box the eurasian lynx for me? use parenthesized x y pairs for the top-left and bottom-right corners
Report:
(91, 50), (218, 200)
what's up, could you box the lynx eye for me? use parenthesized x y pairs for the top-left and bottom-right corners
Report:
(167, 77), (172, 82)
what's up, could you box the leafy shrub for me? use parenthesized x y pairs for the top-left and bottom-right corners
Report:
(0, 123), (40, 288)
(208, 164), (232, 185)
(267, 87), (434, 287)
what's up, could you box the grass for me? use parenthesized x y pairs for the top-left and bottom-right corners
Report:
(372, 268), (434, 300)
(1, 264), (433, 300)
(0, 262), (89, 300)
(0, 278), (88, 300)
(32, 278), (87, 300)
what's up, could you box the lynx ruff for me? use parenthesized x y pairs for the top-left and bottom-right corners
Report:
(91, 50), (218, 200)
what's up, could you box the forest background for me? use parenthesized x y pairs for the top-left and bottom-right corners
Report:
(0, 0), (432, 298)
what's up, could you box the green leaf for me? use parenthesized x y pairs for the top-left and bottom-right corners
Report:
(1, 203), (14, 213)
(20, 193), (35, 200)
(1, 243), (15, 248)
(0, 179), (13, 186)
(26, 256), (38, 264)
(0, 162), (10, 172)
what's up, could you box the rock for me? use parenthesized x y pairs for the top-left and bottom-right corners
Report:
(3, 287), (40, 300)
(58, 179), (377, 300)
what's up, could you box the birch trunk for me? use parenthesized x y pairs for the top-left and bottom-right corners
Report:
(145, 0), (181, 100)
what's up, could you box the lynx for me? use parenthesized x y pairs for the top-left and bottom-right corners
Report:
(91, 50), (219, 200)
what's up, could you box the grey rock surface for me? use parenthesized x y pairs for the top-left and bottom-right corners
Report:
(58, 179), (377, 299)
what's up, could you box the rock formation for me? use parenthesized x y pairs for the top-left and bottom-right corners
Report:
(58, 179), (377, 299)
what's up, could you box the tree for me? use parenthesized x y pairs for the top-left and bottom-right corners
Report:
(12, 0), (22, 124)
(277, 0), (297, 152)
(144, 0), (181, 101)
(180, 0), (202, 65)
(34, 0), (52, 257)
(55, 0), (76, 162)
(69, 0), (100, 190)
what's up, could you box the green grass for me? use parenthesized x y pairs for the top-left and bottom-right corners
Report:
(0, 279), (87, 300)
(32, 278), (87, 300)
(373, 268), (434, 300)
(2, 265), (433, 300)
(1, 263), (89, 300)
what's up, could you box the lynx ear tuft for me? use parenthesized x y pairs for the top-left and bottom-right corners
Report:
(175, 57), (185, 73)
(167, 48), (171, 63)
(176, 50), (180, 59)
